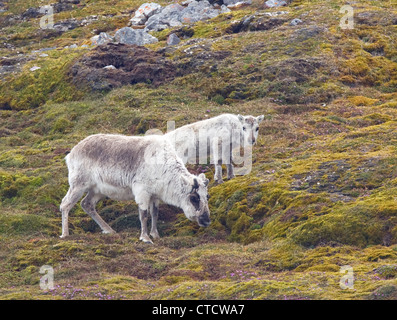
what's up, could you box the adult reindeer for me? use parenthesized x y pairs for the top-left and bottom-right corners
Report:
(165, 114), (264, 184)
(60, 134), (210, 243)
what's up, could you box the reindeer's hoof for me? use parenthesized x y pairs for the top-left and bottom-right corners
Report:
(102, 229), (116, 235)
(215, 179), (224, 185)
(140, 236), (154, 244)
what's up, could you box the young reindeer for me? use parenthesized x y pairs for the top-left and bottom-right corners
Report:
(60, 134), (210, 243)
(165, 114), (264, 184)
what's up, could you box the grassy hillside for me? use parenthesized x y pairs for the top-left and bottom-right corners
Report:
(0, 0), (396, 299)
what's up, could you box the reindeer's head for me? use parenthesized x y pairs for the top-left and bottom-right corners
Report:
(182, 173), (210, 227)
(237, 114), (265, 146)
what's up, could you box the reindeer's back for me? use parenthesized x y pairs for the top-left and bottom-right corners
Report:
(68, 134), (165, 172)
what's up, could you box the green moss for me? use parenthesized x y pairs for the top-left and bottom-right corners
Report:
(374, 265), (397, 279)
(349, 96), (379, 106)
(365, 247), (396, 262)
(369, 285), (397, 300)
(51, 117), (74, 134)
(0, 213), (54, 236)
(0, 49), (84, 110)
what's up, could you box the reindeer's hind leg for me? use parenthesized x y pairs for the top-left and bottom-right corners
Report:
(150, 198), (160, 240)
(135, 190), (153, 244)
(60, 186), (85, 238)
(212, 139), (224, 184)
(81, 190), (115, 235)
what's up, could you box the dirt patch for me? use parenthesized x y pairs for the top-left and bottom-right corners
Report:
(264, 57), (325, 84)
(69, 43), (176, 91)
(226, 16), (286, 34)
(356, 11), (397, 26)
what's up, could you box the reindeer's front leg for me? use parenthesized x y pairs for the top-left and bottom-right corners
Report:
(226, 142), (235, 180)
(226, 164), (235, 180)
(150, 199), (160, 239)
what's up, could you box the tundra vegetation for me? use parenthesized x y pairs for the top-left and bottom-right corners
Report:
(0, 0), (396, 300)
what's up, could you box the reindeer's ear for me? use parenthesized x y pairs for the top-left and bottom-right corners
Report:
(193, 178), (199, 190)
(257, 115), (265, 123)
(237, 114), (244, 123)
(198, 173), (209, 186)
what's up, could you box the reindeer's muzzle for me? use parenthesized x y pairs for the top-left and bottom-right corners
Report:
(198, 212), (210, 227)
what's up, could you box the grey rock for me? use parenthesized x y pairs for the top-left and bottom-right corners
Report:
(144, 15), (170, 32)
(32, 47), (57, 53)
(220, 4), (231, 13)
(144, 3), (184, 31)
(53, 2), (73, 13)
(53, 19), (78, 32)
(130, 2), (162, 26)
(114, 27), (158, 45)
(21, 7), (42, 19)
(96, 32), (114, 45)
(129, 16), (148, 26)
(265, 0), (287, 8)
(290, 18), (303, 26)
(144, 1), (229, 32)
(223, 0), (252, 9)
(59, 0), (80, 3)
(167, 33), (181, 46)
(181, 0), (220, 23)
(103, 65), (117, 70)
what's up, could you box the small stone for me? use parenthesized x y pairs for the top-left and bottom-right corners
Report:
(167, 33), (181, 46)
(114, 27), (158, 45)
(90, 35), (99, 46)
(97, 32), (114, 45)
(290, 18), (303, 26)
(30, 66), (41, 71)
(103, 65), (116, 70)
(224, 0), (252, 10)
(265, 0), (287, 8)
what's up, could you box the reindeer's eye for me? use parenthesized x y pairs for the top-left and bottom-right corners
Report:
(189, 194), (200, 203)
(243, 127), (246, 131)
(256, 127), (259, 131)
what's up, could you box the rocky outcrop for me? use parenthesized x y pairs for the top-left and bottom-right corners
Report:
(129, 3), (162, 26)
(129, 1), (233, 32)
